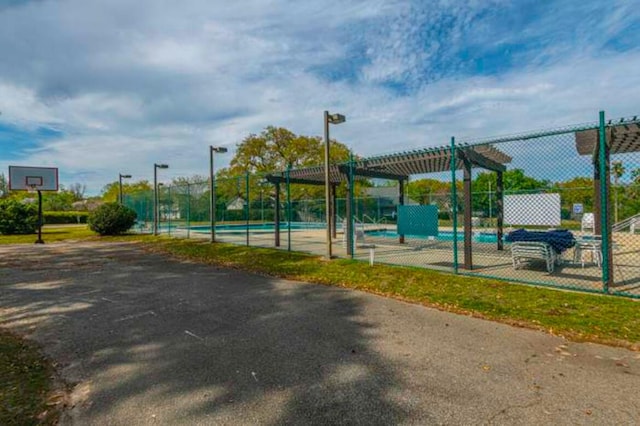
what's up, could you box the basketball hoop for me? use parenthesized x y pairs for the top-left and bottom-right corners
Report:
(8, 165), (59, 245)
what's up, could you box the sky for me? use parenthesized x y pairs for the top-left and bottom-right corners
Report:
(0, 0), (639, 194)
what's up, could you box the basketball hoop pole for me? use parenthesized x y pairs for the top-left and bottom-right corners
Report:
(35, 189), (44, 244)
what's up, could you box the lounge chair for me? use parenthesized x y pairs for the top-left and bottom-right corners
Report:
(506, 229), (576, 273)
(511, 241), (558, 273)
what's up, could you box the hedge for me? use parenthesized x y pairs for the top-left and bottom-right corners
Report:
(43, 211), (89, 224)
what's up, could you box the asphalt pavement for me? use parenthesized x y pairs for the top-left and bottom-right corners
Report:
(1, 241), (639, 425)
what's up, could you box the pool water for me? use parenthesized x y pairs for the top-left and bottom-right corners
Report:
(366, 229), (500, 243)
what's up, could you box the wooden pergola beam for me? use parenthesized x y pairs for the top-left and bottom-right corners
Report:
(337, 165), (407, 181)
(459, 148), (507, 172)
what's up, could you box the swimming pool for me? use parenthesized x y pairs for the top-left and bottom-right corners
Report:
(365, 229), (500, 243)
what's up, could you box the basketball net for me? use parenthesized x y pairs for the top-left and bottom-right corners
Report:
(27, 184), (38, 194)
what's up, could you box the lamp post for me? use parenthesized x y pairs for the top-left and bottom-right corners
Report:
(210, 146), (228, 243)
(118, 173), (132, 205)
(324, 110), (346, 259)
(153, 163), (168, 236)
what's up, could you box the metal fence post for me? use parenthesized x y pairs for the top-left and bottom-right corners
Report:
(246, 172), (250, 246)
(167, 186), (172, 236)
(450, 137), (459, 274)
(186, 183), (191, 239)
(286, 165), (291, 251)
(599, 111), (611, 292)
(349, 152), (355, 259)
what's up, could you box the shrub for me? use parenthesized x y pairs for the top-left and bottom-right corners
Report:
(43, 211), (89, 224)
(0, 199), (39, 235)
(88, 203), (137, 235)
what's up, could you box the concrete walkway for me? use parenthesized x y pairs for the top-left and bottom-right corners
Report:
(1, 241), (638, 425)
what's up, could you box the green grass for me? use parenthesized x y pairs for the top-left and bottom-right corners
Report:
(137, 237), (640, 350)
(0, 225), (95, 244)
(0, 330), (61, 425)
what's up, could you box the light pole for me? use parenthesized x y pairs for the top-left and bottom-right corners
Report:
(119, 173), (132, 205)
(324, 110), (346, 259)
(210, 146), (228, 243)
(153, 163), (168, 236)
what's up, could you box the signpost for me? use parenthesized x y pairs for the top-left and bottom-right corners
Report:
(573, 203), (584, 215)
(8, 166), (59, 244)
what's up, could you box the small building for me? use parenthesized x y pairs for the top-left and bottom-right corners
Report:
(226, 196), (246, 211)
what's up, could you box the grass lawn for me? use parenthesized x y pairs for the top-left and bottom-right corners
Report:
(0, 331), (61, 425)
(138, 237), (640, 350)
(0, 225), (95, 244)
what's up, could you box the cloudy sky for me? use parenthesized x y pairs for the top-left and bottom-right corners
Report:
(1, 0), (639, 194)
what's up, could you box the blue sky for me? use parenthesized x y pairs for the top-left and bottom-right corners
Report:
(0, 0), (639, 194)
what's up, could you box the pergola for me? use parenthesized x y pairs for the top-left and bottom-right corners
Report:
(575, 119), (640, 286)
(267, 144), (512, 269)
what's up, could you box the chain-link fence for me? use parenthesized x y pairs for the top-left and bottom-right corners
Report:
(123, 111), (640, 299)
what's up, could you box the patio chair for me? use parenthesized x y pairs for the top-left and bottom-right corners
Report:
(573, 235), (602, 268)
(581, 213), (595, 234)
(511, 241), (558, 273)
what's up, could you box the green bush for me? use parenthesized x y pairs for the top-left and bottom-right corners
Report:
(0, 199), (38, 235)
(88, 203), (137, 235)
(43, 211), (89, 224)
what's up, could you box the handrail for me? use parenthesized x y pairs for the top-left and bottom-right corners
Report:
(362, 214), (377, 224)
(613, 213), (640, 232)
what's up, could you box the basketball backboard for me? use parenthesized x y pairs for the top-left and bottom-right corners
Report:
(8, 166), (59, 191)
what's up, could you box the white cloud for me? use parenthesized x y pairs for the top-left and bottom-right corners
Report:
(0, 0), (639, 193)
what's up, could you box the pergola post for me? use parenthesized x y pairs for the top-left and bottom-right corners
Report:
(331, 183), (337, 239)
(463, 156), (473, 270)
(398, 179), (405, 244)
(496, 170), (504, 251)
(593, 160), (602, 236)
(274, 182), (281, 247)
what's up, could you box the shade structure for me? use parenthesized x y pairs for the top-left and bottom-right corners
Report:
(265, 144), (511, 185)
(576, 121), (640, 157)
(265, 143), (512, 264)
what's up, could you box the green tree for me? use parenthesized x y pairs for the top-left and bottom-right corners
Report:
(471, 170), (549, 217)
(216, 126), (354, 217)
(553, 177), (593, 219)
(407, 179), (450, 205)
(101, 180), (153, 203)
(227, 126), (351, 174)
(0, 173), (8, 198)
(0, 199), (38, 234)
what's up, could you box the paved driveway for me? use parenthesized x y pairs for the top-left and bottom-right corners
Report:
(1, 241), (639, 424)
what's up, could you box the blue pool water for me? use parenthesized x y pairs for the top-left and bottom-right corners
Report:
(366, 229), (500, 243)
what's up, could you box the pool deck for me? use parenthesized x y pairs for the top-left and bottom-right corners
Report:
(166, 225), (640, 297)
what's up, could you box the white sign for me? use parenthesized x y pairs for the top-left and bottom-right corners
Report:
(504, 193), (561, 227)
(8, 166), (59, 191)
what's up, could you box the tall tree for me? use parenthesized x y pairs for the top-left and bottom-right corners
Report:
(217, 126), (353, 205)
(226, 126), (351, 175)
(68, 183), (87, 201)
